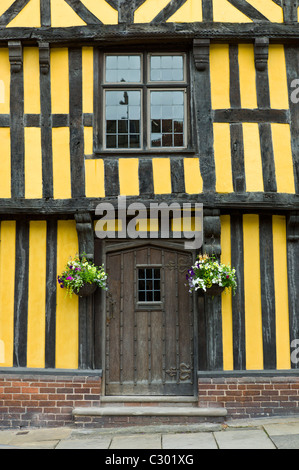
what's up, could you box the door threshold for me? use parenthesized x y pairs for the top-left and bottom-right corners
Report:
(101, 396), (198, 403)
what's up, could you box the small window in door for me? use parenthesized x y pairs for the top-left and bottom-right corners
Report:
(138, 268), (161, 302)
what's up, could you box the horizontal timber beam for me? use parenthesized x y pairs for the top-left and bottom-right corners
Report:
(0, 193), (298, 216)
(1, 23), (299, 45)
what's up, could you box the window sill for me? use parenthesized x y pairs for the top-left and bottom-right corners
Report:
(89, 148), (197, 159)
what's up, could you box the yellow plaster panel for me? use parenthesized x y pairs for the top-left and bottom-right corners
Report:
(0, 128), (11, 198)
(152, 158), (172, 194)
(0, 1), (15, 17)
(85, 159), (105, 197)
(51, 48), (69, 114)
(271, 124), (295, 194)
(52, 128), (72, 199)
(25, 128), (43, 199)
(82, 47), (93, 114)
(242, 123), (264, 192)
(80, 0), (118, 24)
(210, 44), (230, 110)
(184, 158), (203, 194)
(245, 0), (283, 22)
(24, 48), (40, 114)
(238, 44), (257, 109)
(7, 0), (41, 27)
(268, 45), (289, 110)
(84, 127), (93, 155)
(213, 0), (252, 22)
(119, 158), (139, 196)
(51, 0), (86, 26)
(27, 221), (47, 368)
(272, 215), (291, 370)
(0, 221), (16, 367)
(213, 123), (234, 193)
(220, 215), (233, 371)
(0, 49), (10, 114)
(167, 0), (203, 22)
(56, 220), (79, 369)
(243, 214), (263, 370)
(134, 0), (170, 23)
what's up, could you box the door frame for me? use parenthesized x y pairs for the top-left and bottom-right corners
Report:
(94, 238), (199, 398)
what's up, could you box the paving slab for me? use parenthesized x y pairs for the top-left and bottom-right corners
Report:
(263, 422), (299, 437)
(162, 433), (218, 449)
(214, 429), (276, 449)
(269, 435), (299, 450)
(110, 434), (162, 449)
(56, 436), (112, 449)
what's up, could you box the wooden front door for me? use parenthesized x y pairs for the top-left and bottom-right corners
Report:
(104, 243), (195, 396)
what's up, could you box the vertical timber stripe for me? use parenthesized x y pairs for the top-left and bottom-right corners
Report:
(285, 46), (299, 194)
(202, 0), (213, 21)
(10, 46), (25, 198)
(40, 45), (53, 198)
(230, 214), (246, 370)
(259, 215), (276, 369)
(104, 159), (120, 196)
(287, 214), (299, 370)
(40, 0), (51, 26)
(45, 219), (57, 369)
(170, 157), (185, 194)
(69, 48), (85, 198)
(13, 220), (29, 367)
(139, 159), (154, 195)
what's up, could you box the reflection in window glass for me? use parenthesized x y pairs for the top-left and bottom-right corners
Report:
(150, 91), (184, 148)
(105, 90), (141, 149)
(106, 55), (141, 83)
(150, 55), (184, 82)
(138, 268), (161, 302)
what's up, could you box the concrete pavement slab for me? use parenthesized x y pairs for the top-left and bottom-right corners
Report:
(109, 434), (162, 449)
(270, 435), (299, 449)
(263, 422), (299, 436)
(162, 433), (218, 449)
(214, 429), (276, 449)
(56, 436), (112, 449)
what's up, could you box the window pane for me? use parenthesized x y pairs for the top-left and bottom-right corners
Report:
(106, 55), (141, 83)
(105, 91), (141, 149)
(150, 91), (185, 148)
(150, 55), (184, 82)
(138, 268), (161, 302)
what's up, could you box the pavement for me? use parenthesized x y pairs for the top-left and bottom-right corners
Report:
(1, 416), (299, 449)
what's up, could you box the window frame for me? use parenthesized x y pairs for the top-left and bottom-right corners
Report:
(94, 48), (194, 156)
(135, 264), (163, 311)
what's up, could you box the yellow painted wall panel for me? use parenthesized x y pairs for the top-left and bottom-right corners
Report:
(0, 49), (10, 114)
(245, 0), (283, 22)
(0, 221), (16, 367)
(272, 216), (291, 370)
(271, 124), (295, 194)
(56, 220), (79, 369)
(84, 127), (93, 155)
(167, 0), (202, 22)
(210, 44), (230, 110)
(51, 48), (69, 115)
(184, 158), (203, 194)
(213, 0), (252, 22)
(152, 158), (172, 194)
(0, 1), (15, 17)
(243, 214), (263, 370)
(82, 47), (94, 114)
(51, 0), (86, 26)
(52, 128), (72, 199)
(80, 0), (118, 24)
(134, 0), (170, 23)
(221, 215), (234, 371)
(242, 123), (264, 192)
(238, 44), (257, 109)
(268, 45), (289, 110)
(213, 123), (234, 193)
(0, 128), (11, 198)
(119, 158), (139, 196)
(27, 221), (47, 368)
(25, 128), (43, 199)
(85, 159), (105, 197)
(24, 48), (40, 114)
(8, 0), (41, 27)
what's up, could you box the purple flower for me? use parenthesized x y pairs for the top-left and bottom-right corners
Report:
(66, 276), (73, 281)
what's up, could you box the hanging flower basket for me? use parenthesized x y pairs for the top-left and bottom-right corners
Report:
(58, 254), (108, 298)
(186, 254), (237, 296)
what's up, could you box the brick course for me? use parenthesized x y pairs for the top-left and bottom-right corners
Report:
(198, 376), (299, 419)
(0, 373), (101, 429)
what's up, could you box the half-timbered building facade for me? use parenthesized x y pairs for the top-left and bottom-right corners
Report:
(0, 0), (299, 428)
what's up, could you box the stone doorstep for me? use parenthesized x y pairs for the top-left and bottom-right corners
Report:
(72, 406), (227, 418)
(100, 396), (199, 407)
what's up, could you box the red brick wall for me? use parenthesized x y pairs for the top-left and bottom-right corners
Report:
(0, 373), (101, 429)
(198, 376), (299, 418)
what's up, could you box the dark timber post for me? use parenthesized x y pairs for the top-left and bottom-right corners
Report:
(287, 212), (299, 369)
